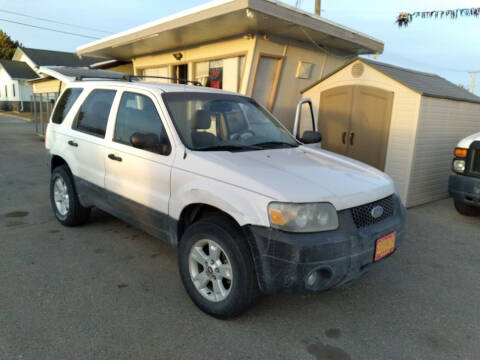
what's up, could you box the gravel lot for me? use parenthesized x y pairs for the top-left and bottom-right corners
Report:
(0, 114), (479, 360)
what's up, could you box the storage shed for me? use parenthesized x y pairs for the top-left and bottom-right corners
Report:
(302, 58), (480, 207)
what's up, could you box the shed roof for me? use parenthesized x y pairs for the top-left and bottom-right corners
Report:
(362, 59), (480, 104)
(77, 0), (383, 60)
(303, 58), (480, 104)
(0, 60), (38, 80)
(16, 47), (105, 67)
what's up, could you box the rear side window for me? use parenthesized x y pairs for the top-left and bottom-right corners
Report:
(114, 92), (170, 155)
(51, 88), (83, 124)
(74, 89), (116, 137)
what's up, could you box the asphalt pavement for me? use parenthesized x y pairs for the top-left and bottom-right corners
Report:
(0, 114), (479, 360)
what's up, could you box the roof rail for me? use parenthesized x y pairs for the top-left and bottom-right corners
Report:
(128, 75), (202, 86)
(74, 74), (203, 86)
(74, 75), (129, 81)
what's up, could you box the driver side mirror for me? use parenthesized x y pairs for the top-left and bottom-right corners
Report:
(130, 132), (171, 155)
(299, 130), (322, 144)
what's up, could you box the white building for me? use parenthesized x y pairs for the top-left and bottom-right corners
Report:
(0, 60), (37, 112)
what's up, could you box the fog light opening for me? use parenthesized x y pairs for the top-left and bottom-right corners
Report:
(306, 267), (333, 289)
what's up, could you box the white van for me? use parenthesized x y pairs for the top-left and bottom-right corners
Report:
(449, 132), (480, 216)
(45, 79), (406, 318)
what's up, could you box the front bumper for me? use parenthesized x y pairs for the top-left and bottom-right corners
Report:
(448, 173), (480, 207)
(244, 195), (406, 294)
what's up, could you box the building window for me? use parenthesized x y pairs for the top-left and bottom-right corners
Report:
(194, 56), (245, 93)
(12, 84), (15, 97)
(5, 85), (7, 97)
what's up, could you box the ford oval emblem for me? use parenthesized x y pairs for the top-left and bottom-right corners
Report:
(371, 205), (384, 219)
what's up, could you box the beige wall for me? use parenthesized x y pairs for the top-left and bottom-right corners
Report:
(407, 97), (480, 207)
(131, 35), (355, 131)
(251, 37), (352, 130)
(32, 79), (64, 94)
(133, 36), (256, 94)
(302, 60), (423, 204)
(107, 63), (134, 75)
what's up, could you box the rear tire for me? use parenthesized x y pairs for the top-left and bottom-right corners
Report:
(178, 216), (258, 319)
(50, 165), (90, 226)
(454, 200), (480, 216)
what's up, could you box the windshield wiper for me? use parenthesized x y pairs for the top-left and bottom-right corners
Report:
(253, 141), (298, 148)
(196, 144), (262, 152)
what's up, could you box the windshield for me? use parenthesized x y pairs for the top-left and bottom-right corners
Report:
(162, 92), (298, 151)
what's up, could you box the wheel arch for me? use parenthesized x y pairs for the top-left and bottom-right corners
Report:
(50, 154), (70, 174)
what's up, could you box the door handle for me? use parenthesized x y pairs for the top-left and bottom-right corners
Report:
(108, 154), (122, 162)
(68, 140), (78, 147)
(349, 132), (355, 146)
(342, 132), (347, 144)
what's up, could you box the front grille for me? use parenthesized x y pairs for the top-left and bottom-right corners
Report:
(351, 195), (394, 229)
(470, 149), (480, 174)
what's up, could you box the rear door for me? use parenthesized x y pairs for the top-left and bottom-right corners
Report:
(68, 88), (116, 205)
(104, 89), (174, 239)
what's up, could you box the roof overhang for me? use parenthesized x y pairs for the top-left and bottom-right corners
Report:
(36, 66), (128, 83)
(77, 0), (383, 60)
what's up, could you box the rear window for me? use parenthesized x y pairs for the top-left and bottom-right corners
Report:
(73, 89), (116, 138)
(51, 88), (83, 124)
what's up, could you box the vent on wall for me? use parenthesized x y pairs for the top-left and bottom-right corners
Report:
(351, 63), (364, 78)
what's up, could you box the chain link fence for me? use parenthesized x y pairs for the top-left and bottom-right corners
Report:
(32, 93), (58, 136)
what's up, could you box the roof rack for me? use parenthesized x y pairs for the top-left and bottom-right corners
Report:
(74, 74), (202, 86)
(128, 75), (202, 86)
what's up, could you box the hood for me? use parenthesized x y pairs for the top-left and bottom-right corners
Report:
(457, 132), (480, 149)
(180, 146), (396, 211)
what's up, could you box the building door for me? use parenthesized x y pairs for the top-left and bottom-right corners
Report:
(173, 64), (188, 84)
(252, 56), (282, 110)
(318, 85), (393, 170)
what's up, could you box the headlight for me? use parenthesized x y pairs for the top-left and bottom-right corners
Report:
(453, 159), (465, 173)
(268, 202), (338, 232)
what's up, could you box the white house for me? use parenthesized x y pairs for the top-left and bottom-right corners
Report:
(0, 60), (38, 112)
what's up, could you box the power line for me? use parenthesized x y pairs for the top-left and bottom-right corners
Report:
(0, 9), (113, 34)
(0, 18), (100, 39)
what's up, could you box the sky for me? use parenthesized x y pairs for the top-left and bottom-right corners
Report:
(0, 0), (478, 95)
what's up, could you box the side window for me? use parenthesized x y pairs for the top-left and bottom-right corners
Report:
(51, 88), (83, 124)
(114, 92), (171, 155)
(74, 89), (116, 137)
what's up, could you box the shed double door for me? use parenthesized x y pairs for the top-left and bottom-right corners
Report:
(318, 85), (393, 170)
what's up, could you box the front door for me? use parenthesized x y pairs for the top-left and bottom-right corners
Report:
(104, 90), (174, 240)
(318, 85), (393, 170)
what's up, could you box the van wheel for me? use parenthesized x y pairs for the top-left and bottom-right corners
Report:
(454, 200), (480, 216)
(50, 165), (90, 226)
(178, 217), (258, 319)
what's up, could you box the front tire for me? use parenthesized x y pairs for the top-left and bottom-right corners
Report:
(50, 165), (90, 226)
(178, 217), (258, 319)
(454, 199), (480, 216)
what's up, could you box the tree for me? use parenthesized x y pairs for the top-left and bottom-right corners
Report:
(0, 30), (21, 60)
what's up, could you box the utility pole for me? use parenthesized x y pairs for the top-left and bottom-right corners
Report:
(470, 72), (477, 94)
(315, 0), (321, 15)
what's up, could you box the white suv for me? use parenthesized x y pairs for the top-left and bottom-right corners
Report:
(45, 79), (406, 318)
